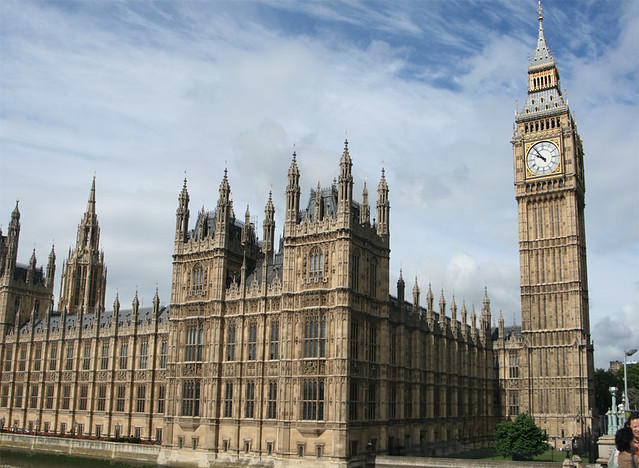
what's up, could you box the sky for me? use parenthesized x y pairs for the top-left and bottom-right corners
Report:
(0, 0), (637, 370)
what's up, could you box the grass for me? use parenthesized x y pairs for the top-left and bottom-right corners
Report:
(446, 448), (590, 463)
(0, 449), (155, 467)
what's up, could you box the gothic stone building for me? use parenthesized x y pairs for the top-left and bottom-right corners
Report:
(0, 5), (595, 467)
(493, 3), (596, 452)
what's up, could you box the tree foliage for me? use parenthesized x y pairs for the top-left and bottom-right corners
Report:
(595, 368), (623, 416)
(494, 413), (549, 461)
(594, 363), (639, 415)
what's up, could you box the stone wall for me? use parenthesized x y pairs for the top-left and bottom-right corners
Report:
(0, 433), (160, 466)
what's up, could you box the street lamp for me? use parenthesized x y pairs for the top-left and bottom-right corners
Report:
(624, 348), (638, 412)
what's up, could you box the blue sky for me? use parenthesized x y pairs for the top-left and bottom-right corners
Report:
(1, 0), (637, 369)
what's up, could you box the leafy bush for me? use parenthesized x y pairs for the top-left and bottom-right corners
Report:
(494, 413), (549, 461)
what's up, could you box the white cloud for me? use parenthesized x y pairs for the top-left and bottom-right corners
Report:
(1, 0), (636, 370)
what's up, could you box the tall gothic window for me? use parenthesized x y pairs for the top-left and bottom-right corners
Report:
(97, 385), (107, 411)
(367, 323), (377, 362)
(1, 386), (9, 408)
(309, 248), (324, 278)
(226, 324), (236, 361)
(29, 385), (38, 408)
(18, 346), (26, 371)
(116, 385), (126, 412)
(245, 382), (255, 418)
(389, 383), (396, 419)
(366, 381), (377, 420)
(4, 347), (12, 371)
(139, 341), (148, 369)
(119, 342), (128, 370)
(509, 392), (519, 416)
(223, 383), (233, 417)
(349, 381), (358, 420)
(49, 344), (57, 370)
(185, 326), (203, 362)
(65, 344), (74, 371)
(34, 345), (42, 371)
(61, 385), (71, 410)
(192, 265), (204, 292)
(100, 343), (109, 370)
(369, 258), (377, 297)
(350, 320), (359, 360)
(351, 253), (360, 291)
(157, 385), (166, 414)
(302, 379), (324, 420)
(509, 353), (519, 378)
(82, 344), (91, 370)
(269, 321), (279, 360)
(304, 316), (326, 358)
(45, 385), (54, 409)
(159, 340), (168, 368)
(181, 380), (200, 417)
(404, 383), (412, 419)
(136, 385), (146, 413)
(79, 385), (88, 410)
(267, 382), (277, 419)
(13, 385), (23, 408)
(247, 323), (257, 361)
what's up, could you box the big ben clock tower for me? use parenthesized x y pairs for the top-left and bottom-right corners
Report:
(511, 1), (596, 448)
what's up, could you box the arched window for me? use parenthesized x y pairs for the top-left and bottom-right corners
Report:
(304, 316), (326, 358)
(309, 248), (324, 279)
(192, 265), (204, 292)
(185, 325), (203, 361)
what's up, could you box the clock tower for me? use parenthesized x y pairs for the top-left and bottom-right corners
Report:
(511, 2), (596, 447)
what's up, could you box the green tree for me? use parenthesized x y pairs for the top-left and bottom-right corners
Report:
(617, 363), (639, 410)
(594, 368), (623, 416)
(494, 413), (549, 461)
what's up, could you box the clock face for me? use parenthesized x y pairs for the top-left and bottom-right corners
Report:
(527, 141), (560, 175)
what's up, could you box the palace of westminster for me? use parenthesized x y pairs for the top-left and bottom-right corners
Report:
(0, 5), (596, 467)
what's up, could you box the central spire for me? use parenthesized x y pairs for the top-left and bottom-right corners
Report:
(531, 1), (553, 69)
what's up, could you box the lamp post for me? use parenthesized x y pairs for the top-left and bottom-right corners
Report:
(624, 348), (638, 412)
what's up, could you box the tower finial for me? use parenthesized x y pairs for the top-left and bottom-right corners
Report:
(538, 0), (543, 21)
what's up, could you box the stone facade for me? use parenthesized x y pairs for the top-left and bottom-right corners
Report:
(0, 5), (596, 467)
(493, 2), (596, 451)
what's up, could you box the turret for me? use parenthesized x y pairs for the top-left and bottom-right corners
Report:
(285, 151), (300, 225)
(461, 301), (468, 336)
(426, 283), (435, 325)
(360, 181), (370, 225)
(4, 201), (20, 276)
(58, 177), (106, 316)
(175, 177), (190, 242)
(412, 277), (420, 314)
(242, 205), (251, 244)
(27, 249), (36, 284)
(337, 139), (353, 217)
(471, 305), (477, 340)
(46, 244), (56, 291)
(439, 290), (446, 321)
(451, 296), (458, 333)
(262, 192), (275, 261)
(480, 287), (491, 340)
(76, 175), (100, 253)
(216, 168), (233, 228)
(313, 182), (323, 222)
(132, 291), (140, 325)
(498, 310), (505, 343)
(397, 269), (405, 306)
(376, 168), (390, 238)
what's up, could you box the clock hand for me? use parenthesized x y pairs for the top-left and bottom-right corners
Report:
(534, 149), (546, 162)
